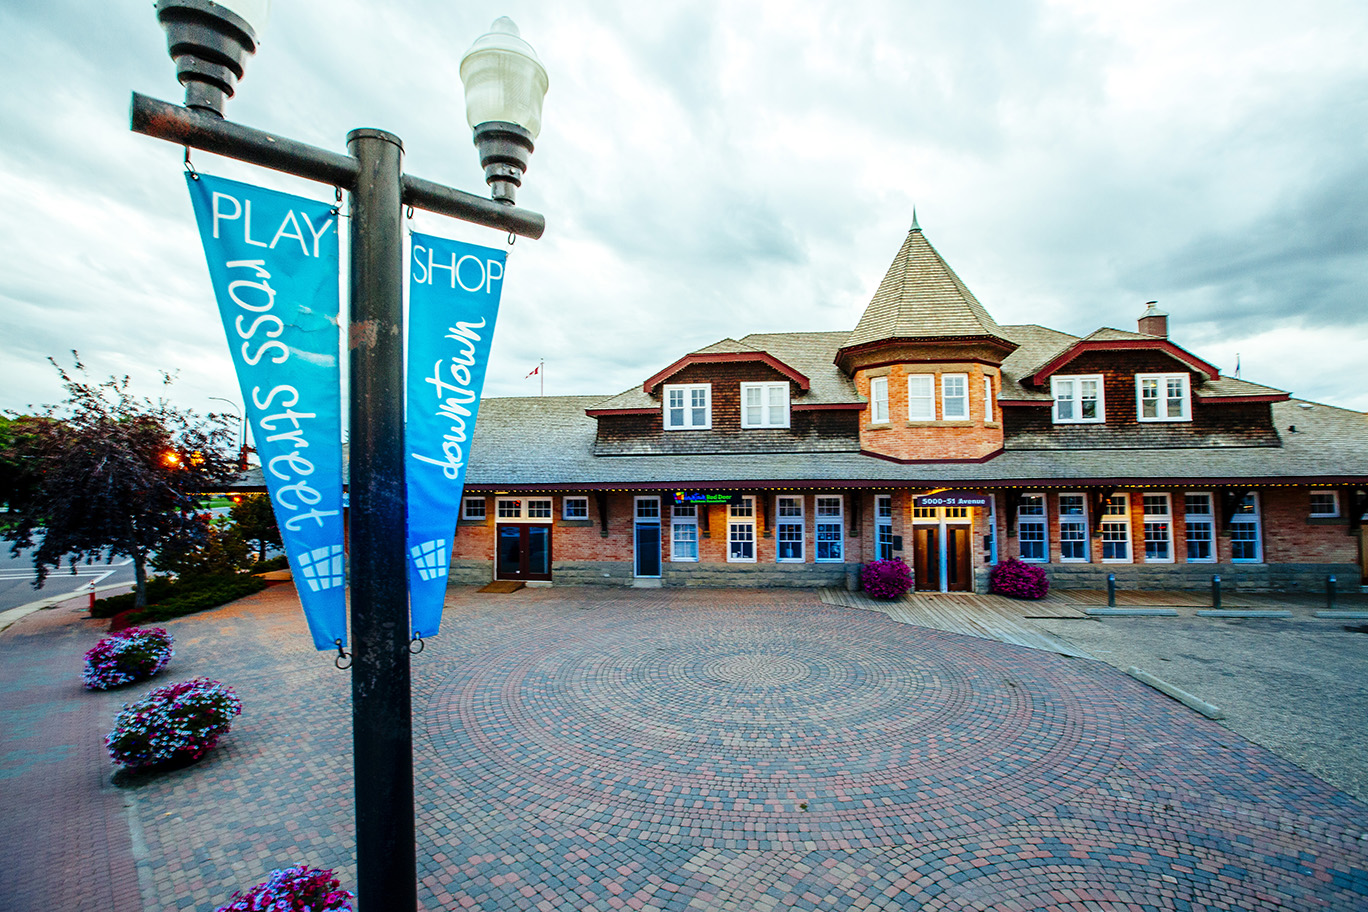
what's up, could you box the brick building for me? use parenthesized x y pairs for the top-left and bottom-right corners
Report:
(449, 222), (1367, 592)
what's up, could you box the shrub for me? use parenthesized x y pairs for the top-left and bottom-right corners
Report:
(216, 866), (353, 912)
(106, 677), (242, 770)
(863, 558), (914, 600)
(124, 575), (267, 625)
(251, 554), (289, 573)
(83, 627), (174, 690)
(91, 576), (176, 618)
(93, 573), (267, 623)
(989, 558), (1050, 599)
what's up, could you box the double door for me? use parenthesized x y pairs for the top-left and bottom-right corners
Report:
(912, 524), (972, 592)
(496, 523), (552, 581)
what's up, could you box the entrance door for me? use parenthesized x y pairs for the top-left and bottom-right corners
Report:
(634, 496), (662, 578)
(946, 526), (972, 591)
(496, 524), (552, 581)
(913, 526), (939, 591)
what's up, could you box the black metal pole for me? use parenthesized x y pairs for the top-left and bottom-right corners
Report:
(346, 128), (416, 912)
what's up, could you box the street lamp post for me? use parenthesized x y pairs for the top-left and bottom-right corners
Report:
(135, 4), (549, 910)
(207, 395), (246, 468)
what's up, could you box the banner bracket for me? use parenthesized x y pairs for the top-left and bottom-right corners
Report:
(183, 146), (198, 179)
(408, 635), (425, 656)
(334, 638), (352, 670)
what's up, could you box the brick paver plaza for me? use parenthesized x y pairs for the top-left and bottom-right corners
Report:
(3, 585), (1367, 910)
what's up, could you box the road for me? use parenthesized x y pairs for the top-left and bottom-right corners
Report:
(0, 544), (136, 612)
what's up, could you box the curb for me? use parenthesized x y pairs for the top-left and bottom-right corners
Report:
(1315, 610), (1368, 620)
(1197, 609), (1293, 619)
(0, 583), (134, 634)
(1126, 666), (1227, 720)
(1085, 607), (1179, 617)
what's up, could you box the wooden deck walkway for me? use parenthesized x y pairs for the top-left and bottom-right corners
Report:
(819, 589), (1092, 659)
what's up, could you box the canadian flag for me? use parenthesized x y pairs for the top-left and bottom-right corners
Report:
(525, 365), (540, 378)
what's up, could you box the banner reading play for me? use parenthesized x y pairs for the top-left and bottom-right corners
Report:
(185, 173), (346, 651)
(406, 233), (507, 637)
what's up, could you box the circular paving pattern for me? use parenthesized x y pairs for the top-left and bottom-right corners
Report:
(413, 594), (1368, 911)
(425, 604), (1126, 849)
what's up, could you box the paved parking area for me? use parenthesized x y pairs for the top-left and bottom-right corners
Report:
(3, 585), (1368, 911)
(1032, 611), (1368, 803)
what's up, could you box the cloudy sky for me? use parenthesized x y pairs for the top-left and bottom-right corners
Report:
(2, 0), (1365, 429)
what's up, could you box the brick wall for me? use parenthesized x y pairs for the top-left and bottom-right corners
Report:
(854, 363), (1004, 460)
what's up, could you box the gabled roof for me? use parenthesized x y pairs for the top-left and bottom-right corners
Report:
(588, 332), (861, 415)
(641, 349), (810, 395)
(1022, 327), (1221, 387)
(837, 225), (1017, 363)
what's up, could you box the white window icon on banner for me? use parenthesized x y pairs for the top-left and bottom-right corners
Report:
(410, 539), (448, 582)
(297, 544), (344, 591)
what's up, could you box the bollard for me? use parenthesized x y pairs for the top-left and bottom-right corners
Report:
(87, 581), (97, 614)
(1327, 575), (1337, 611)
(1107, 573), (1116, 608)
(1211, 574), (1222, 610)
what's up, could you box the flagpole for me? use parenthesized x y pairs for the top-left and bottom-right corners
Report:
(541, 359), (545, 397)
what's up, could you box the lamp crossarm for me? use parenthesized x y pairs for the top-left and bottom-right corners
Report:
(130, 92), (546, 239)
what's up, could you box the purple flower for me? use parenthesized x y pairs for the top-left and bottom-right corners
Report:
(215, 866), (353, 912)
(863, 558), (914, 600)
(989, 558), (1050, 599)
(106, 677), (241, 769)
(83, 628), (174, 690)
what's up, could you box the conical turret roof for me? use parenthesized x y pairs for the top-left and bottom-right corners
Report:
(839, 224), (1014, 359)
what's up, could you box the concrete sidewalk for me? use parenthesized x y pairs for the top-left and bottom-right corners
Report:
(3, 586), (1367, 910)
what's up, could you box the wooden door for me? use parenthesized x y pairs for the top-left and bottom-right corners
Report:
(495, 524), (553, 581)
(946, 526), (972, 592)
(913, 526), (939, 591)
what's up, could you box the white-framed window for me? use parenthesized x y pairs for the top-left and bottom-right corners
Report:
(983, 374), (995, 423)
(941, 374), (969, 420)
(671, 503), (698, 562)
(496, 497), (554, 522)
(1137, 373), (1190, 421)
(907, 375), (935, 421)
(815, 496), (844, 562)
(869, 376), (889, 424)
(776, 496), (804, 562)
(1017, 493), (1047, 562)
(635, 497), (660, 521)
(1142, 493), (1173, 563)
(461, 497), (487, 521)
(1101, 494), (1131, 562)
(1058, 493), (1089, 562)
(728, 497), (756, 562)
(562, 496), (589, 520)
(875, 494), (894, 561)
(663, 383), (711, 430)
(1310, 490), (1340, 518)
(1231, 492), (1262, 562)
(1052, 375), (1104, 423)
(741, 382), (790, 429)
(1184, 492), (1215, 562)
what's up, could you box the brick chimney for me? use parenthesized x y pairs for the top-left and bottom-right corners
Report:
(1139, 301), (1168, 338)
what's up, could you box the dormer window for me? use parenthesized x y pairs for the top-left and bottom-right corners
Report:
(741, 382), (790, 428)
(1052, 375), (1104, 423)
(664, 383), (711, 430)
(1137, 373), (1190, 421)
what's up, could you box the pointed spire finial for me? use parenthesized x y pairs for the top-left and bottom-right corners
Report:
(911, 208), (921, 232)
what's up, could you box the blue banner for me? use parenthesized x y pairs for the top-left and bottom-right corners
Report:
(407, 233), (506, 637)
(186, 173), (346, 651)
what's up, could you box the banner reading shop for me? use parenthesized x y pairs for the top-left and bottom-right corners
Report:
(185, 173), (346, 651)
(406, 232), (506, 638)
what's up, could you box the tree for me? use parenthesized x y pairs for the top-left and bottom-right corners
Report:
(230, 493), (282, 563)
(1, 357), (238, 608)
